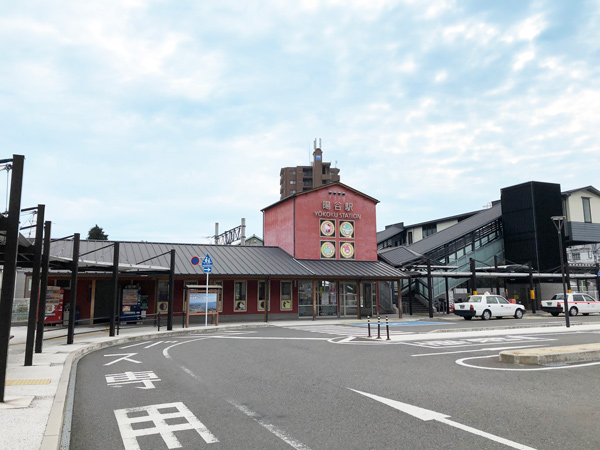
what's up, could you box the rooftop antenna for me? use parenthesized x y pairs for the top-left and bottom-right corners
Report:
(319, 138), (321, 148)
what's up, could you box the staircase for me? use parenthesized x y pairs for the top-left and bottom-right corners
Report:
(402, 295), (431, 315)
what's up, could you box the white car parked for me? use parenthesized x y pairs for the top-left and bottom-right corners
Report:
(540, 293), (600, 316)
(453, 293), (526, 320)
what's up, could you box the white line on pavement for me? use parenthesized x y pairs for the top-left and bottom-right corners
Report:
(228, 400), (312, 450)
(456, 354), (600, 371)
(349, 388), (537, 450)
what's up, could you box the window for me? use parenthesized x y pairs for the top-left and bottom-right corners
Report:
(214, 280), (223, 312)
(290, 189), (296, 194)
(290, 180), (296, 184)
(234, 281), (246, 312)
(422, 223), (437, 238)
(407, 231), (413, 245)
(583, 197), (592, 223)
(290, 170), (296, 175)
(257, 280), (269, 311)
(281, 281), (292, 311)
(572, 252), (581, 261)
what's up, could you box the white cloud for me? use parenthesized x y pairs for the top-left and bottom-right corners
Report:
(513, 49), (536, 70)
(3, 0), (600, 238)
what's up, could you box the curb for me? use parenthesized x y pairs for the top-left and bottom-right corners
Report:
(40, 323), (271, 450)
(427, 322), (584, 334)
(499, 343), (600, 365)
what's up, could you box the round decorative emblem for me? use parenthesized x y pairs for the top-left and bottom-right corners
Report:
(340, 242), (354, 259)
(320, 220), (335, 236)
(340, 221), (354, 238)
(321, 241), (335, 258)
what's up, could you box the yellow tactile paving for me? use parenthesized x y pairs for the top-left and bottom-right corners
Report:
(6, 379), (51, 386)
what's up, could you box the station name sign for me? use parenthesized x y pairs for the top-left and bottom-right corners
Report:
(314, 201), (361, 220)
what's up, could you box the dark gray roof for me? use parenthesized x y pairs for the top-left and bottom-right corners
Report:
(378, 203), (502, 266)
(297, 259), (408, 279)
(402, 209), (483, 230)
(378, 246), (424, 266)
(49, 239), (407, 279)
(376, 225), (403, 244)
(562, 186), (600, 197)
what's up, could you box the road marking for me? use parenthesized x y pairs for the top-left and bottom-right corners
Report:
(281, 324), (412, 337)
(161, 339), (312, 449)
(213, 336), (329, 340)
(106, 371), (161, 389)
(403, 335), (555, 349)
(412, 345), (547, 357)
(120, 342), (151, 349)
(229, 400), (312, 450)
(456, 354), (600, 371)
(104, 353), (142, 366)
(114, 402), (218, 450)
(349, 389), (536, 450)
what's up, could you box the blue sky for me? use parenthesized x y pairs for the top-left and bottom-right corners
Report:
(2, 0), (599, 243)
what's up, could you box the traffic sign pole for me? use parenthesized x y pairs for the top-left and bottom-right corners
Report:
(205, 271), (209, 327)
(201, 253), (213, 327)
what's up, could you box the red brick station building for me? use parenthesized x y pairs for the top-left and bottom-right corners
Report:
(42, 183), (407, 325)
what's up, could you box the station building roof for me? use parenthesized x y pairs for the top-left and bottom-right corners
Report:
(47, 239), (408, 280)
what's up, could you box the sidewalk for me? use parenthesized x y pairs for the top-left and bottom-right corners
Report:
(2, 316), (600, 450)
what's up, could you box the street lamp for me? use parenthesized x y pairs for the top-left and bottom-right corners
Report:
(551, 216), (570, 328)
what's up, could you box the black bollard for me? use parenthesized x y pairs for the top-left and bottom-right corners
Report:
(377, 316), (382, 339)
(367, 316), (371, 337)
(386, 316), (390, 341)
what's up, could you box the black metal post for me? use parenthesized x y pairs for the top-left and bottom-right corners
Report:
(529, 263), (536, 314)
(470, 258), (477, 295)
(67, 234), (80, 344)
(110, 242), (120, 337)
(494, 255), (501, 295)
(444, 276), (449, 314)
(25, 204), (45, 366)
(427, 261), (434, 319)
(167, 249), (175, 331)
(35, 221), (52, 354)
(397, 280), (402, 319)
(0, 155), (24, 403)
(367, 316), (371, 337)
(408, 278), (413, 315)
(376, 316), (381, 339)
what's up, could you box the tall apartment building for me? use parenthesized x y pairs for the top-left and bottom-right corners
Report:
(279, 144), (340, 199)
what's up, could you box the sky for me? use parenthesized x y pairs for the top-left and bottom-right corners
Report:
(2, 0), (600, 244)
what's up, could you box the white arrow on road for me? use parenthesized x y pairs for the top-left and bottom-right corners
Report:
(349, 389), (537, 450)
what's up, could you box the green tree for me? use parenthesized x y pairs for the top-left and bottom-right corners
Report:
(88, 224), (108, 240)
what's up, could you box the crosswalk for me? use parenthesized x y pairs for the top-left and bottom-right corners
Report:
(281, 323), (414, 337)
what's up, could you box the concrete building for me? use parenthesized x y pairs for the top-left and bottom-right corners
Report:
(279, 143), (340, 199)
(378, 181), (600, 312)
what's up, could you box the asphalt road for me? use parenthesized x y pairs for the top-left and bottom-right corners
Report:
(68, 319), (600, 450)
